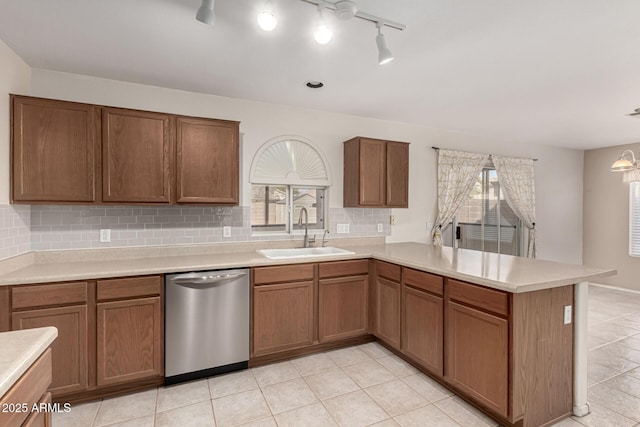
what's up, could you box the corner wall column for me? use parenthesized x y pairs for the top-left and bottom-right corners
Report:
(573, 281), (590, 417)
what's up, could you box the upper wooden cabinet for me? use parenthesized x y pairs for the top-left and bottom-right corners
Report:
(176, 117), (239, 204)
(102, 108), (172, 203)
(11, 95), (100, 203)
(10, 95), (240, 205)
(343, 137), (409, 208)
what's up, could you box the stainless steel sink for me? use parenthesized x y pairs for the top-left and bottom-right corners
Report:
(257, 247), (355, 259)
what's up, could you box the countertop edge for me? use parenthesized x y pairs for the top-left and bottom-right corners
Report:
(0, 243), (617, 293)
(0, 327), (58, 398)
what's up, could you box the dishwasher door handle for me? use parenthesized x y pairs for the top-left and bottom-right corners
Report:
(171, 272), (247, 285)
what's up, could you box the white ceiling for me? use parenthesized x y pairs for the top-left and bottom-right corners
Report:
(1, 0), (640, 150)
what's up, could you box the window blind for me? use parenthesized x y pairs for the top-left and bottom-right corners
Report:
(630, 182), (640, 256)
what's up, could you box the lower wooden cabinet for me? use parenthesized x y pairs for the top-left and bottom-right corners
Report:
(22, 392), (52, 427)
(12, 305), (88, 397)
(374, 276), (401, 349)
(0, 349), (52, 427)
(96, 297), (162, 386)
(252, 281), (314, 356)
(318, 275), (368, 343)
(8, 275), (164, 402)
(401, 285), (443, 375)
(445, 300), (509, 417)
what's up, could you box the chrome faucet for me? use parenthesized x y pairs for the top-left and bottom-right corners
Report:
(298, 207), (315, 248)
(321, 229), (329, 247)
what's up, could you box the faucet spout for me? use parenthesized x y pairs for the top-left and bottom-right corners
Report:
(299, 207), (310, 248)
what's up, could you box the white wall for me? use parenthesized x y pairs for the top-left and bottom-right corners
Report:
(0, 39), (31, 204)
(30, 69), (584, 264)
(584, 143), (640, 290)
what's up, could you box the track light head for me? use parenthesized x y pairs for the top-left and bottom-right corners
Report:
(376, 22), (394, 65)
(314, 5), (332, 44)
(258, 1), (277, 31)
(196, 0), (215, 26)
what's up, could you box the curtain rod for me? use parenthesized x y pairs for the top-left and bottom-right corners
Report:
(431, 146), (539, 162)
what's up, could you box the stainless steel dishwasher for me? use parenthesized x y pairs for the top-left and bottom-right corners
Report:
(165, 268), (249, 385)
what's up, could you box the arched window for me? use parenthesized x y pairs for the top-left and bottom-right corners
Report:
(249, 136), (331, 234)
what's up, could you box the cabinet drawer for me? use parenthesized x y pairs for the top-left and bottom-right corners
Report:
(12, 282), (88, 310)
(403, 268), (443, 296)
(0, 348), (52, 427)
(22, 392), (51, 427)
(319, 260), (368, 279)
(97, 276), (162, 301)
(375, 261), (401, 282)
(253, 264), (314, 285)
(447, 279), (508, 317)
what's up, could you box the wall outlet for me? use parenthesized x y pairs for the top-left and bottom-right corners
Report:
(337, 224), (350, 234)
(390, 215), (397, 225)
(223, 226), (231, 238)
(564, 305), (572, 324)
(99, 229), (111, 243)
(377, 223), (384, 233)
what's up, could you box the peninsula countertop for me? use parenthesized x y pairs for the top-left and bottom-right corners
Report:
(0, 241), (615, 293)
(0, 327), (57, 398)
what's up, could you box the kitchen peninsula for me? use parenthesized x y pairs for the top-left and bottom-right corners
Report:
(0, 241), (615, 427)
(0, 327), (57, 427)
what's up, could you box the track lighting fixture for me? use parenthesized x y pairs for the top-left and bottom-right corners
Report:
(257, 1), (277, 31)
(196, 0), (405, 64)
(314, 4), (332, 45)
(195, 0), (215, 26)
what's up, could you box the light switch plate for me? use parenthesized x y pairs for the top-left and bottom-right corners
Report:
(390, 215), (397, 225)
(564, 305), (572, 324)
(99, 229), (111, 243)
(223, 226), (231, 237)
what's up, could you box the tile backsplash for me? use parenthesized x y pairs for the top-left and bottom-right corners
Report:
(24, 205), (390, 252)
(0, 205), (31, 260)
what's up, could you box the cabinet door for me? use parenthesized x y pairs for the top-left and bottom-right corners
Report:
(402, 285), (443, 375)
(359, 138), (386, 206)
(176, 117), (239, 204)
(445, 301), (508, 417)
(319, 275), (368, 343)
(375, 276), (401, 349)
(12, 306), (88, 396)
(12, 96), (99, 202)
(96, 297), (163, 386)
(386, 142), (409, 207)
(252, 281), (314, 356)
(102, 108), (172, 203)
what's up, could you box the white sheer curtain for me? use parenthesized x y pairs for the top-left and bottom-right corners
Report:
(432, 149), (490, 245)
(492, 155), (536, 258)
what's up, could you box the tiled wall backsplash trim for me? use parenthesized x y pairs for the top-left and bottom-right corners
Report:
(0, 205), (31, 260)
(29, 205), (391, 251)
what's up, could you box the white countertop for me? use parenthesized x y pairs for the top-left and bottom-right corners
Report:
(0, 327), (57, 398)
(0, 242), (615, 293)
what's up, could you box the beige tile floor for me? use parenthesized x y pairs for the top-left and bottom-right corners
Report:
(53, 284), (640, 427)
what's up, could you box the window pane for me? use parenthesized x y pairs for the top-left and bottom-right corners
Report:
(251, 185), (287, 232)
(445, 166), (521, 256)
(292, 187), (326, 231)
